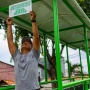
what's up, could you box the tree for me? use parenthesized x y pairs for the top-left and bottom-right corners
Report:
(39, 39), (65, 88)
(66, 61), (84, 76)
(76, 0), (90, 18)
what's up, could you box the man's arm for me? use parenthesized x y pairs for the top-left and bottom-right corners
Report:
(6, 17), (17, 56)
(30, 11), (40, 51)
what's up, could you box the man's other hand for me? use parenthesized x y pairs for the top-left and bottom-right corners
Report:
(6, 17), (12, 25)
(30, 11), (36, 20)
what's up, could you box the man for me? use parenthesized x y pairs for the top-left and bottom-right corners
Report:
(6, 11), (40, 90)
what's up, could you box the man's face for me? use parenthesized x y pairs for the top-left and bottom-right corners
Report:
(21, 41), (32, 50)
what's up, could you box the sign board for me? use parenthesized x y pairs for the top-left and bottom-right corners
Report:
(9, 0), (32, 17)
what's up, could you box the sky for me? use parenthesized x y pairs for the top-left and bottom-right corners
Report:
(0, 29), (88, 74)
(0, 29), (14, 65)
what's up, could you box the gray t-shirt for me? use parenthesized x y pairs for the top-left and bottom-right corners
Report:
(12, 48), (40, 90)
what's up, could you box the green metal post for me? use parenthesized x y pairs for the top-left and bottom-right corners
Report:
(85, 81), (88, 90)
(84, 26), (90, 78)
(43, 33), (48, 82)
(83, 84), (85, 90)
(52, 0), (62, 90)
(66, 44), (70, 78)
(74, 86), (76, 90)
(79, 48), (83, 79)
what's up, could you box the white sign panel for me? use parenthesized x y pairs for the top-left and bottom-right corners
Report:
(9, 0), (32, 17)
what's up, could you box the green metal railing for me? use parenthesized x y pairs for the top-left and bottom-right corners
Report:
(63, 78), (90, 90)
(0, 78), (90, 90)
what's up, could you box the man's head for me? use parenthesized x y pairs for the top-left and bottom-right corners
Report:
(22, 36), (32, 45)
(21, 36), (32, 52)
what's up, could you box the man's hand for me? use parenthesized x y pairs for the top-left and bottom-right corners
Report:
(6, 17), (16, 56)
(30, 11), (36, 20)
(6, 17), (12, 25)
(30, 11), (40, 51)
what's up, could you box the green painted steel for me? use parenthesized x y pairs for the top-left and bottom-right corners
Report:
(1, 0), (90, 90)
(63, 78), (90, 88)
(0, 6), (8, 12)
(84, 26), (90, 78)
(68, 39), (90, 44)
(62, 76), (88, 81)
(39, 80), (57, 84)
(68, 40), (85, 44)
(59, 25), (83, 32)
(66, 44), (70, 78)
(43, 33), (48, 82)
(74, 86), (76, 90)
(52, 0), (62, 90)
(48, 24), (83, 33)
(52, 88), (58, 90)
(32, 0), (41, 3)
(79, 48), (83, 79)
(62, 0), (90, 31)
(0, 85), (15, 90)
(83, 84), (85, 90)
(0, 80), (57, 90)
(63, 78), (74, 81)
(85, 81), (88, 90)
(1, 78), (90, 90)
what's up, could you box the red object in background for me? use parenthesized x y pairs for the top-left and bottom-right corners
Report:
(0, 61), (15, 82)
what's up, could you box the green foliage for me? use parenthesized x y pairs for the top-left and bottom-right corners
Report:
(0, 19), (7, 39)
(76, 0), (90, 18)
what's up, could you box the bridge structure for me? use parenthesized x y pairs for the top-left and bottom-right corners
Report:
(0, 0), (90, 90)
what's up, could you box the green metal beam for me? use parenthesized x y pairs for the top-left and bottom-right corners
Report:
(66, 44), (70, 78)
(0, 85), (15, 90)
(79, 48), (83, 79)
(0, 0), (41, 12)
(59, 25), (83, 32)
(52, 0), (62, 90)
(63, 78), (90, 89)
(43, 33), (48, 82)
(0, 6), (8, 12)
(85, 81), (88, 90)
(48, 25), (83, 33)
(40, 80), (57, 85)
(68, 39), (90, 44)
(2, 78), (90, 90)
(62, 0), (90, 31)
(68, 40), (84, 44)
(84, 26), (90, 78)
(0, 80), (58, 90)
(32, 0), (41, 3)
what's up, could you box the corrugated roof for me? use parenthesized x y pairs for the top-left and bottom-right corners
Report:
(0, 0), (90, 50)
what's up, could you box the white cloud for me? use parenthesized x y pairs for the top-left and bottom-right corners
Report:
(0, 30), (14, 65)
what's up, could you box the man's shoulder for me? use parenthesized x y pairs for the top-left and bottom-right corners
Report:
(12, 49), (21, 61)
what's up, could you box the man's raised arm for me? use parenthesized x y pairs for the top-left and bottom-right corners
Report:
(6, 17), (17, 56)
(30, 11), (40, 51)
